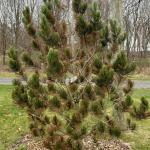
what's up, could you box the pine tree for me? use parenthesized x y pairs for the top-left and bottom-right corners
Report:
(8, 48), (21, 72)
(8, 0), (150, 149)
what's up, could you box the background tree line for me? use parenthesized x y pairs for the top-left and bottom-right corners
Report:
(0, 0), (150, 65)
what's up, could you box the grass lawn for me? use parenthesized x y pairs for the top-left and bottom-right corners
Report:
(0, 85), (28, 150)
(0, 85), (149, 149)
(130, 74), (150, 81)
(0, 72), (16, 78)
(121, 89), (150, 150)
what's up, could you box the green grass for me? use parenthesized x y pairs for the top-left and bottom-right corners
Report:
(130, 74), (150, 81)
(121, 89), (150, 150)
(132, 89), (150, 100)
(0, 85), (28, 150)
(0, 85), (149, 149)
(0, 72), (16, 78)
(122, 119), (150, 150)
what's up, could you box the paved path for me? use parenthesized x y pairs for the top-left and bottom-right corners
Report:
(0, 77), (150, 89)
(133, 80), (150, 89)
(0, 78), (15, 85)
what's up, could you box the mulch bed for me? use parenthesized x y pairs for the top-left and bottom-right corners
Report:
(10, 134), (132, 150)
(83, 136), (132, 150)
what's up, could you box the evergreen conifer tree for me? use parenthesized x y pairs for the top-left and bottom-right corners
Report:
(8, 0), (150, 149)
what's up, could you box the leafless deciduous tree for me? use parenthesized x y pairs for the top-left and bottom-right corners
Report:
(0, 0), (9, 64)
(123, 0), (150, 58)
(0, 0), (41, 65)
